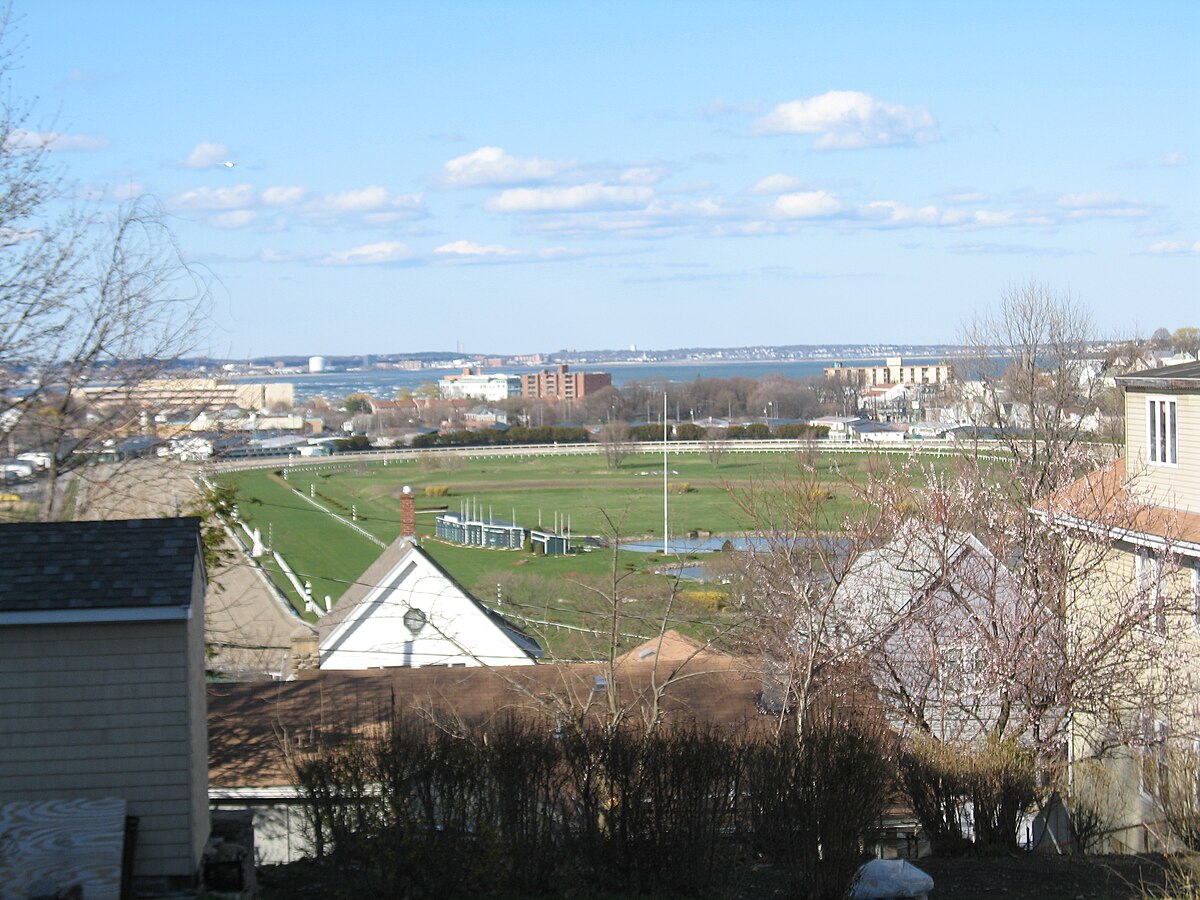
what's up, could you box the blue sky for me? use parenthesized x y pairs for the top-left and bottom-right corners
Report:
(15, 1), (1198, 357)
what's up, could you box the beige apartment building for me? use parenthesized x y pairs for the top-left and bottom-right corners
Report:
(824, 356), (953, 387)
(81, 377), (295, 412)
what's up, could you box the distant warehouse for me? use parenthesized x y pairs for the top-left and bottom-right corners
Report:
(436, 511), (525, 549)
(435, 510), (571, 555)
(80, 377), (295, 412)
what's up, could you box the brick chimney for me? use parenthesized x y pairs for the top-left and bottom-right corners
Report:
(400, 485), (416, 541)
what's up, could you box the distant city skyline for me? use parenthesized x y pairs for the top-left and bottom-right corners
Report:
(18, 1), (1198, 357)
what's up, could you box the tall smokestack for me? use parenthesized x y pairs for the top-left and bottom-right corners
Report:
(400, 485), (416, 542)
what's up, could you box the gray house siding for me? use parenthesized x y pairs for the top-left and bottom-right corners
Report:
(0, 614), (207, 882)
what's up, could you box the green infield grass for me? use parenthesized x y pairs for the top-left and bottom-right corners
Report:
(218, 448), (966, 654)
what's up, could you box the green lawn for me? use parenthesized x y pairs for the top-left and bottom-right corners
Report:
(218, 448), (963, 655)
(250, 450), (891, 538)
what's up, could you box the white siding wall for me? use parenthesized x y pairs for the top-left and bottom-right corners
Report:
(320, 549), (537, 669)
(0, 615), (207, 883)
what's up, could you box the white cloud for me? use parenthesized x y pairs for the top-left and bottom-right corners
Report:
(262, 186), (306, 206)
(943, 191), (989, 205)
(619, 166), (671, 186)
(308, 187), (426, 221)
(1147, 240), (1200, 255)
(968, 210), (1019, 227)
(1121, 151), (1191, 169)
(210, 210), (257, 229)
(858, 200), (944, 226)
(111, 181), (146, 202)
(754, 90), (938, 149)
(664, 180), (715, 195)
(435, 240), (518, 257)
(6, 128), (108, 152)
(774, 190), (844, 218)
(441, 146), (570, 188)
(182, 141), (230, 169)
(320, 241), (413, 266)
(322, 186), (398, 212)
(172, 184), (257, 211)
(486, 184), (653, 213)
(1056, 192), (1148, 218)
(171, 182), (426, 227)
(697, 98), (761, 119)
(751, 174), (807, 195)
(1056, 192), (1122, 209)
(950, 242), (1078, 257)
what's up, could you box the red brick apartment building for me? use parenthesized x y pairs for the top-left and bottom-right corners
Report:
(520, 364), (612, 400)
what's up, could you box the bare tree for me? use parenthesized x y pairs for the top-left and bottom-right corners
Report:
(963, 282), (1103, 502)
(597, 420), (631, 470)
(703, 432), (728, 469)
(0, 23), (209, 520)
(728, 462), (914, 741)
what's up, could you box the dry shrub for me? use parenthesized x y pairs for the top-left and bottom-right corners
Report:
(423, 485), (450, 497)
(898, 735), (1036, 854)
(291, 710), (892, 899)
(1160, 855), (1200, 899)
(1067, 759), (1118, 854)
(1159, 747), (1200, 852)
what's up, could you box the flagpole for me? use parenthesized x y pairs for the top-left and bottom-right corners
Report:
(663, 390), (668, 555)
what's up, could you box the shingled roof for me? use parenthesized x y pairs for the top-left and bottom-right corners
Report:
(1116, 359), (1200, 389)
(208, 651), (761, 789)
(0, 517), (204, 612)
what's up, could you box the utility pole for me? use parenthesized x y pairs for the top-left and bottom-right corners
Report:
(663, 391), (668, 555)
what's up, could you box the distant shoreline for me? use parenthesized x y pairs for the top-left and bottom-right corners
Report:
(237, 352), (973, 379)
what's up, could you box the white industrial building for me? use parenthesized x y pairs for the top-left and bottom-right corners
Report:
(438, 367), (520, 402)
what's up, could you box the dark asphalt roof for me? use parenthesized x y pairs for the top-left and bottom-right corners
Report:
(1116, 360), (1200, 388)
(0, 517), (203, 611)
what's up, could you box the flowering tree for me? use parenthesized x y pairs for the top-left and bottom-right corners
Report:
(852, 450), (1191, 769)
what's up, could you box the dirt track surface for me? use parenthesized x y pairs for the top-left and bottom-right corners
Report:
(75, 460), (312, 675)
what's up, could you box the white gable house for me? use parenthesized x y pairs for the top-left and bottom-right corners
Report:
(318, 539), (542, 669)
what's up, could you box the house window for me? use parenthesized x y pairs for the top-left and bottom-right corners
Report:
(1147, 397), (1178, 466)
(1192, 564), (1200, 632)
(1137, 551), (1166, 634)
(941, 647), (964, 691)
(1140, 712), (1168, 799)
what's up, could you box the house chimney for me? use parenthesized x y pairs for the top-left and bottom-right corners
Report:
(400, 485), (416, 542)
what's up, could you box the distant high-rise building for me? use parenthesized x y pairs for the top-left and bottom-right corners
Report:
(520, 364), (611, 401)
